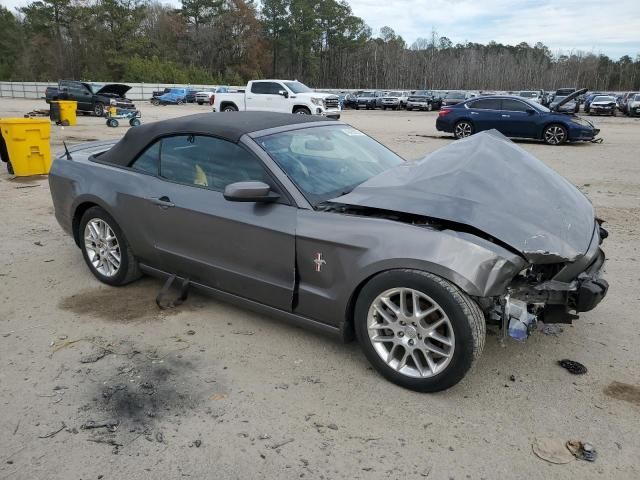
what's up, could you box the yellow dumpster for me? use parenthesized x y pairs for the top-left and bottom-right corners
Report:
(0, 118), (52, 176)
(56, 100), (78, 126)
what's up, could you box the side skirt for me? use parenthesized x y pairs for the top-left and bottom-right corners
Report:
(139, 264), (342, 339)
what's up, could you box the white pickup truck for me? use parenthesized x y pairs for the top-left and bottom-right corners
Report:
(213, 80), (341, 118)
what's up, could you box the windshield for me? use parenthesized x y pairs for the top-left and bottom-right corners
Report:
(256, 125), (404, 205)
(360, 91), (375, 97)
(284, 81), (313, 94)
(593, 96), (615, 102)
(446, 92), (465, 99)
(389, 91), (402, 96)
(412, 90), (429, 96)
(634, 94), (640, 101)
(519, 91), (538, 97)
(553, 96), (567, 103)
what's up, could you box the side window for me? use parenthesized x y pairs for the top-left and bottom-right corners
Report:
(251, 82), (282, 95)
(468, 99), (501, 110)
(159, 135), (271, 191)
(501, 99), (529, 112)
(130, 141), (160, 175)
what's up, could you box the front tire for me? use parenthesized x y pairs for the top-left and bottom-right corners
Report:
(355, 270), (485, 392)
(453, 120), (474, 139)
(543, 124), (568, 145)
(94, 103), (105, 117)
(79, 207), (141, 286)
(293, 107), (311, 115)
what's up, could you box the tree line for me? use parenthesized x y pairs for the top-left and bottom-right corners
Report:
(1, 0), (639, 91)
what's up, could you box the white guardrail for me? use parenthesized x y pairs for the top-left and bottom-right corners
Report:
(0, 82), (241, 101)
(0, 82), (355, 102)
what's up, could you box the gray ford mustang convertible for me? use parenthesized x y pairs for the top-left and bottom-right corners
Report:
(49, 112), (608, 391)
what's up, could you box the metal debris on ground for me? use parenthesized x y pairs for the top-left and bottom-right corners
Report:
(269, 438), (294, 449)
(532, 437), (575, 464)
(81, 419), (119, 432)
(566, 440), (598, 462)
(558, 359), (588, 375)
(38, 422), (67, 439)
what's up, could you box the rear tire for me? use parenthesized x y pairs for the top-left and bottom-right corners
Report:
(222, 104), (238, 112)
(453, 120), (474, 139)
(79, 207), (141, 286)
(355, 270), (485, 392)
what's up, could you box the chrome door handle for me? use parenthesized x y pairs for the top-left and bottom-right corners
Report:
(471, 111), (479, 115)
(501, 114), (510, 117)
(150, 196), (175, 208)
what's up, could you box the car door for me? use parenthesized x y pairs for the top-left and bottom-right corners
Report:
(74, 82), (94, 111)
(499, 99), (537, 138)
(248, 81), (288, 113)
(132, 134), (297, 311)
(465, 98), (502, 133)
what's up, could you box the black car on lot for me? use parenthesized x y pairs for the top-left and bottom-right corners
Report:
(185, 89), (199, 103)
(45, 80), (135, 117)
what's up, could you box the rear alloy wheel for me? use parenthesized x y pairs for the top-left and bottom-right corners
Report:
(93, 102), (105, 117)
(223, 105), (238, 112)
(543, 124), (568, 145)
(355, 270), (485, 392)
(454, 121), (473, 139)
(79, 207), (140, 286)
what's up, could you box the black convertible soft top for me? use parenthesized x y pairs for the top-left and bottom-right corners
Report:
(99, 112), (328, 167)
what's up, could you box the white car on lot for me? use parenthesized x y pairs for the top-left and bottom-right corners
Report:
(195, 86), (230, 105)
(214, 80), (341, 118)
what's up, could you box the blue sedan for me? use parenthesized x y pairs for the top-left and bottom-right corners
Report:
(435, 93), (599, 145)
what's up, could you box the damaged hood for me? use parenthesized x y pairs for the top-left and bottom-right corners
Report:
(333, 130), (595, 263)
(551, 88), (587, 112)
(93, 83), (131, 97)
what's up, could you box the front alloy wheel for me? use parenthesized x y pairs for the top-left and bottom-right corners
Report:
(355, 270), (486, 392)
(94, 103), (105, 117)
(367, 288), (455, 378)
(454, 121), (473, 139)
(543, 124), (567, 145)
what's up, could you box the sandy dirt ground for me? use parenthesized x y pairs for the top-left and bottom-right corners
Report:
(0, 99), (639, 480)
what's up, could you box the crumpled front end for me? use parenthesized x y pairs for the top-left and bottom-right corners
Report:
(488, 222), (609, 341)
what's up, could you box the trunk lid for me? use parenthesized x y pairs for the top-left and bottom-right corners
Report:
(333, 130), (595, 263)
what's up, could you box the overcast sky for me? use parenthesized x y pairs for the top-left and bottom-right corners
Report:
(2, 0), (639, 59)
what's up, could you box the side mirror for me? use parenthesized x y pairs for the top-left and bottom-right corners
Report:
(223, 181), (279, 203)
(526, 108), (536, 115)
(278, 90), (289, 99)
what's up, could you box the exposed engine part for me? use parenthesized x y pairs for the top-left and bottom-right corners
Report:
(490, 296), (537, 341)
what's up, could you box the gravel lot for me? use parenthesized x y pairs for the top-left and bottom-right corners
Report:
(1, 99), (639, 480)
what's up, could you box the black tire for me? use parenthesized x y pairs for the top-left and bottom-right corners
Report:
(177, 99), (184, 105)
(543, 123), (568, 145)
(151, 98), (160, 106)
(197, 101), (204, 105)
(93, 102), (105, 117)
(355, 270), (485, 392)
(129, 118), (141, 127)
(453, 120), (474, 139)
(293, 107), (311, 115)
(222, 104), (238, 112)
(79, 206), (141, 286)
